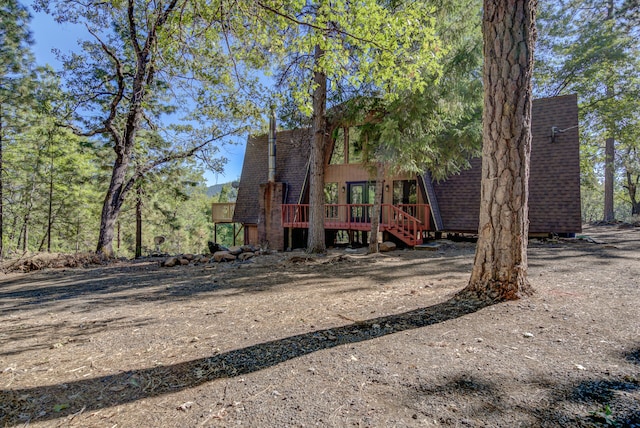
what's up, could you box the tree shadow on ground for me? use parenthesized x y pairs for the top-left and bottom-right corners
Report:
(0, 297), (488, 425)
(407, 358), (640, 427)
(0, 254), (472, 316)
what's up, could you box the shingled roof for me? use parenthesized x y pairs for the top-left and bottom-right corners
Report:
(233, 128), (312, 224)
(433, 94), (581, 233)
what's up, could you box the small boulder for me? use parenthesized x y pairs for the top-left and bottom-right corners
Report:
(238, 252), (254, 261)
(214, 251), (236, 262)
(179, 258), (190, 265)
(379, 241), (397, 252)
(241, 245), (255, 253)
(228, 246), (243, 256)
(199, 257), (210, 264)
(207, 241), (228, 254)
(163, 257), (179, 267)
(183, 253), (195, 261)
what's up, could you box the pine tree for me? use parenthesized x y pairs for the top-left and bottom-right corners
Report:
(457, 0), (537, 302)
(0, 0), (35, 257)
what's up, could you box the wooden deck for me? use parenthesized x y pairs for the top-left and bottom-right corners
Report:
(211, 202), (235, 223)
(282, 204), (431, 246)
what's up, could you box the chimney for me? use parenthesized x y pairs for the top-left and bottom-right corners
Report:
(268, 105), (276, 183)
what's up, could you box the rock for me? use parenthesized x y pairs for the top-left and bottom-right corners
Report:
(183, 253), (195, 261)
(238, 252), (254, 261)
(228, 246), (243, 255)
(379, 241), (397, 252)
(523, 332), (534, 338)
(415, 242), (442, 251)
(207, 241), (228, 254)
(214, 251), (236, 262)
(199, 257), (210, 264)
(241, 245), (254, 253)
(179, 258), (190, 265)
(163, 257), (179, 267)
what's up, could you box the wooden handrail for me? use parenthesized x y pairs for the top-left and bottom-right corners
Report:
(283, 204), (429, 228)
(282, 203), (430, 245)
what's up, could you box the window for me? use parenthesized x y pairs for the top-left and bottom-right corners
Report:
(329, 126), (364, 164)
(347, 127), (363, 164)
(324, 183), (338, 204)
(393, 180), (417, 205)
(324, 182), (339, 219)
(329, 128), (345, 164)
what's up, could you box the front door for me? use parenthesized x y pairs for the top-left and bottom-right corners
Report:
(348, 181), (376, 223)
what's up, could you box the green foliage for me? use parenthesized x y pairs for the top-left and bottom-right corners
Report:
(247, 0), (444, 115)
(344, 0), (483, 179)
(116, 168), (216, 257)
(34, 0), (275, 254)
(3, 68), (104, 254)
(0, 0), (33, 75)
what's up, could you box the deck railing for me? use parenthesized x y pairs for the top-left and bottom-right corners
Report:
(282, 203), (431, 233)
(211, 202), (236, 223)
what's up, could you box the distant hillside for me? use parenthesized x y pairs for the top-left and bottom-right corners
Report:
(206, 183), (226, 197)
(207, 182), (238, 201)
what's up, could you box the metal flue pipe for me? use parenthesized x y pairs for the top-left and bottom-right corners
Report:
(268, 105), (276, 183)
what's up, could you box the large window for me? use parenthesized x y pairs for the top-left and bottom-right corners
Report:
(324, 182), (339, 218)
(329, 127), (364, 164)
(329, 128), (345, 164)
(393, 180), (417, 205)
(324, 182), (338, 204)
(347, 127), (363, 164)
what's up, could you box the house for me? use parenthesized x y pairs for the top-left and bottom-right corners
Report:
(233, 94), (582, 250)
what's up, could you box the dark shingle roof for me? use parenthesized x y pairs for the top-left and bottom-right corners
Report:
(233, 128), (312, 224)
(433, 94), (581, 233)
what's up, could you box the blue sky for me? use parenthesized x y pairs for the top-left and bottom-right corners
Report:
(28, 7), (246, 186)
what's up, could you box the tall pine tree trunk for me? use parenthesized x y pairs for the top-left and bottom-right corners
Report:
(603, 0), (616, 222)
(135, 184), (142, 258)
(457, 0), (537, 302)
(603, 134), (615, 221)
(0, 105), (4, 259)
(46, 132), (54, 252)
(368, 162), (385, 254)
(307, 44), (327, 254)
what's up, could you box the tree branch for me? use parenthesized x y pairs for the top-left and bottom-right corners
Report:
(128, 0), (142, 56)
(86, 25), (125, 148)
(255, 1), (384, 49)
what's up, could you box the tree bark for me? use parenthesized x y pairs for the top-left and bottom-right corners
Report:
(603, 132), (615, 221)
(307, 44), (327, 254)
(625, 170), (640, 216)
(0, 104), (4, 258)
(368, 163), (384, 254)
(46, 131), (54, 252)
(457, 0), (537, 302)
(135, 184), (142, 258)
(96, 156), (131, 256)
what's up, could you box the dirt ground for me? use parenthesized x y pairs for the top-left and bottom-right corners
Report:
(0, 225), (639, 427)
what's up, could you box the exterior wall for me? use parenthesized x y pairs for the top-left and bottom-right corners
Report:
(244, 225), (258, 246)
(324, 163), (423, 224)
(433, 94), (581, 234)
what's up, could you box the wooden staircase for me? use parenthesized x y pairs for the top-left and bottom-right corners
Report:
(383, 204), (424, 246)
